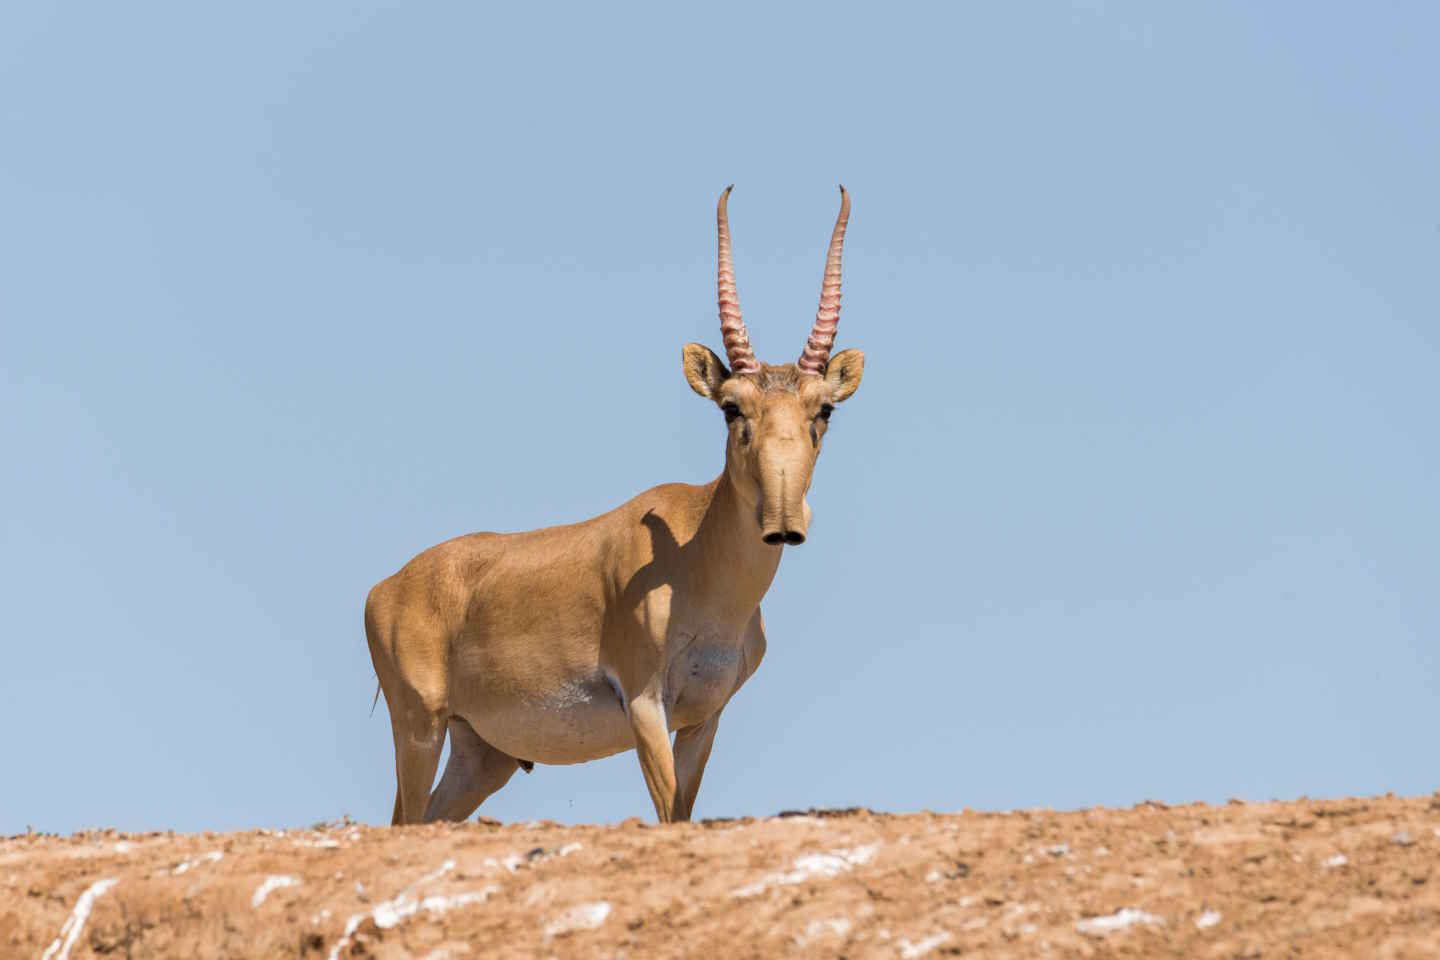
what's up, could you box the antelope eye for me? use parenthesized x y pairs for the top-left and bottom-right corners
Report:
(817, 404), (834, 422)
(722, 402), (742, 422)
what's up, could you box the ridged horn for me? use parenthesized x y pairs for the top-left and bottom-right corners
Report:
(798, 185), (850, 376)
(717, 185), (759, 376)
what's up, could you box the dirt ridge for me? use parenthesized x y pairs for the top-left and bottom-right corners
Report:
(4, 793), (1438, 958)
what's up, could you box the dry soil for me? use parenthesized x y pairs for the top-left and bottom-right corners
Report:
(4, 793), (1439, 958)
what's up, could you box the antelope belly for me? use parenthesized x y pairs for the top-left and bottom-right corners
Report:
(463, 673), (634, 765)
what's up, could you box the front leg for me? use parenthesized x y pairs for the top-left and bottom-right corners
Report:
(672, 610), (764, 821)
(672, 713), (720, 822)
(628, 693), (679, 822)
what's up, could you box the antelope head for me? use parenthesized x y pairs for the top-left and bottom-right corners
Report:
(683, 186), (866, 546)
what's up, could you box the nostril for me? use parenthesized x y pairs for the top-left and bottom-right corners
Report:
(783, 531), (806, 545)
(762, 532), (785, 546)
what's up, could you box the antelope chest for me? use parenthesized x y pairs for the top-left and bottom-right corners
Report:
(666, 632), (745, 727)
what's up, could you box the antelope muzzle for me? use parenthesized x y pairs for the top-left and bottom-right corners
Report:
(758, 452), (812, 546)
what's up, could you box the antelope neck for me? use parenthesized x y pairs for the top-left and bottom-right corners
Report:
(690, 470), (783, 615)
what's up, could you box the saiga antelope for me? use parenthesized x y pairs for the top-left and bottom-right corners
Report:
(366, 186), (866, 824)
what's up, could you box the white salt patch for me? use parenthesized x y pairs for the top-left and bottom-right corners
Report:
(42, 878), (119, 960)
(170, 851), (223, 875)
(1076, 907), (1164, 935)
(416, 859), (456, 885)
(328, 866), (497, 960)
(375, 890), (495, 930)
(731, 844), (880, 898)
(423, 947), (473, 960)
(294, 838), (342, 849)
(252, 874), (300, 907)
(326, 848), (578, 960)
(924, 869), (943, 884)
(112, 842), (134, 854)
(544, 901), (611, 938)
(1195, 910), (1222, 930)
(372, 900), (404, 929)
(1323, 853), (1348, 868)
(795, 916), (852, 946)
(899, 932), (952, 958)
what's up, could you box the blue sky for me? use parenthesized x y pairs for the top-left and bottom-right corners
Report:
(2, 2), (1436, 834)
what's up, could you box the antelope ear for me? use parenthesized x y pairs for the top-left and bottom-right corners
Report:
(824, 348), (865, 402)
(682, 343), (730, 399)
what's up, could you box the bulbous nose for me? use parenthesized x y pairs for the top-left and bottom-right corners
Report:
(756, 427), (812, 547)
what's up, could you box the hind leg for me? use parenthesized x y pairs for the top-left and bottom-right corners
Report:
(424, 718), (522, 821)
(367, 591), (451, 826)
(378, 655), (448, 825)
(389, 700), (447, 825)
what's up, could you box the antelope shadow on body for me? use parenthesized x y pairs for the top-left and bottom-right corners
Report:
(366, 186), (866, 824)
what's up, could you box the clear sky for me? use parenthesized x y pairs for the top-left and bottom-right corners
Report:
(2, 2), (1436, 835)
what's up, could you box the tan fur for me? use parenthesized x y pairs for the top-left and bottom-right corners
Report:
(366, 348), (863, 826)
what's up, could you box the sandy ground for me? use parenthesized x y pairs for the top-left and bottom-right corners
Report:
(4, 793), (1438, 958)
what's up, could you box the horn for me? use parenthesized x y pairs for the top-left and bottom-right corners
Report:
(717, 185), (759, 376)
(797, 185), (850, 376)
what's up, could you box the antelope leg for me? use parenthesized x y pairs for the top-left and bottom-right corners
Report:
(672, 713), (721, 822)
(391, 708), (445, 825)
(424, 717), (522, 822)
(628, 695), (679, 823)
